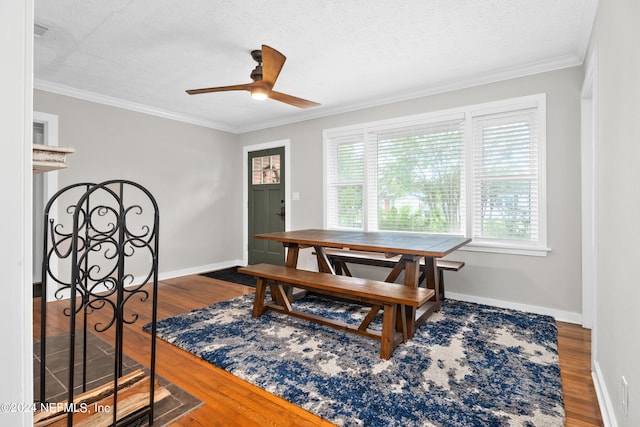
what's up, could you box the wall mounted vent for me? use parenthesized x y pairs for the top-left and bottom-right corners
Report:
(34, 23), (49, 37)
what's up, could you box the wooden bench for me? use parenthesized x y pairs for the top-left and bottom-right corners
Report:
(238, 263), (434, 359)
(324, 249), (464, 299)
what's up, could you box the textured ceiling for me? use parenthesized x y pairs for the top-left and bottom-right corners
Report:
(34, 0), (597, 133)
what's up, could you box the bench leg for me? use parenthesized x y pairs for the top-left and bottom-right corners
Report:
(358, 305), (381, 333)
(272, 282), (293, 312)
(380, 303), (397, 360)
(399, 305), (408, 342)
(252, 278), (267, 318)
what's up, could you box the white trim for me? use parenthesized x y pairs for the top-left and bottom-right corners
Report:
(0, 0), (34, 423)
(537, 95), (548, 252)
(593, 360), (617, 427)
(22, 6), (35, 423)
(322, 132), (329, 229)
(36, 53), (582, 135)
(238, 54), (582, 133)
(461, 243), (550, 257)
(242, 140), (291, 265)
(446, 291), (582, 324)
(34, 79), (237, 134)
(156, 260), (245, 282)
(581, 48), (598, 332)
(33, 112), (59, 202)
(576, 0), (600, 60)
(33, 112), (61, 301)
(50, 260), (246, 300)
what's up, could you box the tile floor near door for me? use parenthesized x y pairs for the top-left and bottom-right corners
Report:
(34, 327), (202, 425)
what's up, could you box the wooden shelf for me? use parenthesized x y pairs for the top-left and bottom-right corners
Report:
(33, 144), (75, 174)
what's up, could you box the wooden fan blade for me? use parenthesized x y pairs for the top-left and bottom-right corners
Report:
(261, 45), (286, 87)
(269, 91), (320, 109)
(186, 83), (253, 95)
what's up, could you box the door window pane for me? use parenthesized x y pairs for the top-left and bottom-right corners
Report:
(252, 155), (281, 185)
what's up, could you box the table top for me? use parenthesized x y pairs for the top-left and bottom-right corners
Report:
(254, 229), (471, 257)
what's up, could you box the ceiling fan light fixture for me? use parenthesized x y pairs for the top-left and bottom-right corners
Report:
(251, 88), (268, 101)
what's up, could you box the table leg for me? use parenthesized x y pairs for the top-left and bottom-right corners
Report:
(284, 243), (300, 268)
(398, 255), (420, 338)
(402, 256), (421, 287)
(412, 256), (442, 333)
(314, 246), (336, 274)
(385, 261), (405, 283)
(423, 257), (441, 302)
(282, 243), (302, 300)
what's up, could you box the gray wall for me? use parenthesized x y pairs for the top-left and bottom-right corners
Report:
(34, 67), (584, 323)
(239, 67), (584, 321)
(588, 0), (640, 425)
(34, 90), (244, 278)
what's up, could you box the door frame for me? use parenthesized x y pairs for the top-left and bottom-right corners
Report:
(242, 139), (291, 265)
(33, 111), (60, 301)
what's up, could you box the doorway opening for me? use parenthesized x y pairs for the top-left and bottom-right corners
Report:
(243, 140), (291, 265)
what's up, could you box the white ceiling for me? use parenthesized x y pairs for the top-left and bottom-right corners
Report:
(34, 0), (597, 134)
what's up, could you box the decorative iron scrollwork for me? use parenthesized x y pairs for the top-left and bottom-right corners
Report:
(38, 180), (159, 426)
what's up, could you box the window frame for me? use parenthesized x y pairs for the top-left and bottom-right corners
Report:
(323, 94), (549, 257)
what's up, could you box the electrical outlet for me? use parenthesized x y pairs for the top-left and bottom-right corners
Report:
(622, 376), (629, 416)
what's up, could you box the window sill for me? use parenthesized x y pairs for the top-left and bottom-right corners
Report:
(460, 242), (550, 257)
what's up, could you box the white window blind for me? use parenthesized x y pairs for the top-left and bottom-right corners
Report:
(324, 94), (547, 255)
(472, 108), (539, 245)
(325, 131), (365, 229)
(367, 119), (464, 233)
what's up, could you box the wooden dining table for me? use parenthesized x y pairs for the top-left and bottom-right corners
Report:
(253, 229), (471, 337)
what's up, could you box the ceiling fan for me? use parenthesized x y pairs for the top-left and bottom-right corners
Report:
(186, 45), (320, 109)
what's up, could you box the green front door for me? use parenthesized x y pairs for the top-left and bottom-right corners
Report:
(248, 147), (285, 265)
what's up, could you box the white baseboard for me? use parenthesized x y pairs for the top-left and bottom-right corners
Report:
(592, 360), (617, 427)
(157, 259), (245, 281)
(47, 260), (246, 301)
(445, 291), (583, 324)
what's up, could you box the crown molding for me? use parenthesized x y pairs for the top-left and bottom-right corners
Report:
(35, 52), (584, 135)
(34, 79), (238, 133)
(235, 53), (583, 133)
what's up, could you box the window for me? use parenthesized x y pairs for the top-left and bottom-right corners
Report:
(252, 154), (281, 184)
(324, 94), (547, 256)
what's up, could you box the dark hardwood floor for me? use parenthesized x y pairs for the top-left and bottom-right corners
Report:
(33, 275), (603, 426)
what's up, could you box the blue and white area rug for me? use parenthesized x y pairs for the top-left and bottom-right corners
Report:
(147, 294), (564, 426)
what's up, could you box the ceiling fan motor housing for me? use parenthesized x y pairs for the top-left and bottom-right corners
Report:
(250, 49), (263, 63)
(250, 65), (262, 82)
(250, 49), (263, 81)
